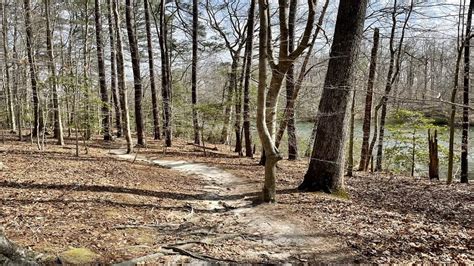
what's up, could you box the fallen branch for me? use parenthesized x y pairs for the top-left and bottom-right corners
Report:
(161, 246), (236, 263)
(111, 223), (180, 230)
(186, 143), (218, 151)
(112, 249), (178, 266)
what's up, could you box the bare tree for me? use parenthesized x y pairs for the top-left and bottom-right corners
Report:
(205, 0), (247, 150)
(358, 28), (379, 171)
(258, 0), (316, 202)
(375, 0), (413, 171)
(274, 0), (330, 151)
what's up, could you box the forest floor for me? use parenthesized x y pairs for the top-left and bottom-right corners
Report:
(0, 134), (472, 264)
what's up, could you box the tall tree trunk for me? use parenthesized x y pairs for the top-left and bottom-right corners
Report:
(234, 59), (244, 155)
(95, 0), (111, 141)
(233, 53), (243, 154)
(447, 19), (466, 184)
(12, 5), (22, 141)
(286, 0), (298, 160)
(243, 0), (255, 158)
(191, 0), (201, 145)
(2, 0), (15, 133)
(107, 0), (122, 137)
(125, 0), (146, 146)
(461, 0), (472, 183)
(45, 0), (64, 145)
(298, 0), (368, 193)
(375, 0), (413, 171)
(24, 0), (42, 137)
(159, 0), (172, 147)
(358, 28), (379, 171)
(112, 0), (133, 153)
(144, 0), (160, 140)
(83, 0), (92, 140)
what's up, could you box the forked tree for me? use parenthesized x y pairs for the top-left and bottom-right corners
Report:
(257, 0), (316, 203)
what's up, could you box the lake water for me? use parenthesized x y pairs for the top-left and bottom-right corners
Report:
(290, 121), (474, 180)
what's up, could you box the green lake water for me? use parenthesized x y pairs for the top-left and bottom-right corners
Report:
(288, 121), (474, 180)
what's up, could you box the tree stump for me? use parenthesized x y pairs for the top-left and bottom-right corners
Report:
(428, 129), (439, 180)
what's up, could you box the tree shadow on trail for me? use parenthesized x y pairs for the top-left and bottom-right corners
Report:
(0, 181), (300, 204)
(0, 197), (247, 214)
(0, 180), (205, 201)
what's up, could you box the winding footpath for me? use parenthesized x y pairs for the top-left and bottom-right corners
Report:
(109, 149), (353, 264)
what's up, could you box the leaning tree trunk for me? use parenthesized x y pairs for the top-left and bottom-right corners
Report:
(144, 0), (160, 140)
(112, 0), (133, 153)
(95, 0), (111, 141)
(191, 0), (201, 145)
(125, 0), (146, 146)
(242, 0), (255, 158)
(24, 0), (42, 137)
(299, 0), (368, 193)
(2, 1), (16, 133)
(358, 28), (379, 171)
(461, 0), (472, 184)
(106, 0), (122, 137)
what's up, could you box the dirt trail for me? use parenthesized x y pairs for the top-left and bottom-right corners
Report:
(109, 149), (354, 263)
